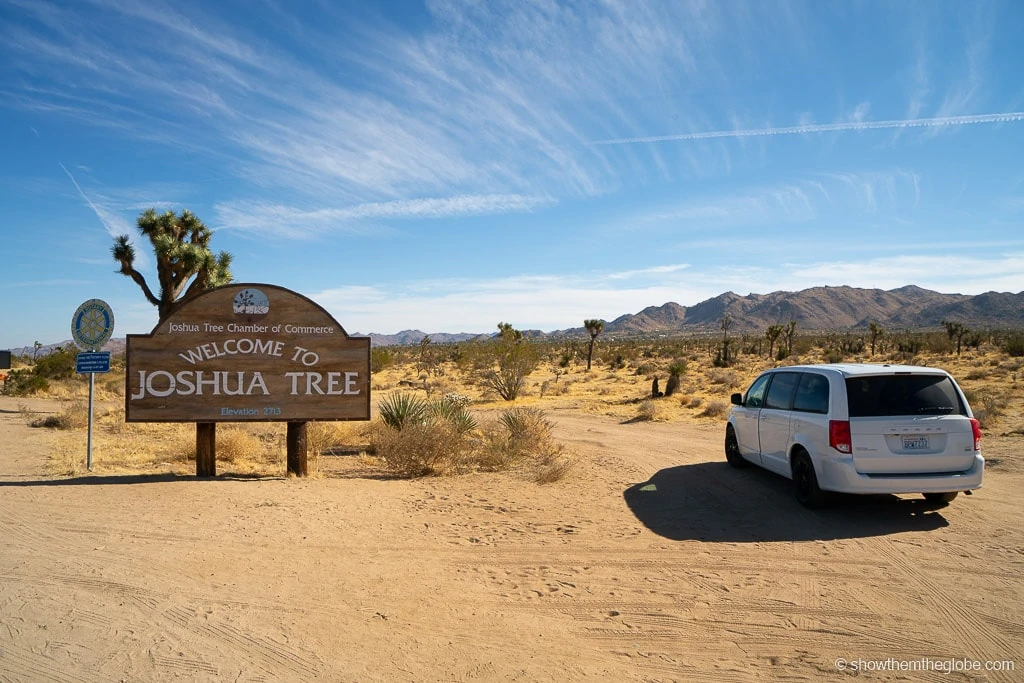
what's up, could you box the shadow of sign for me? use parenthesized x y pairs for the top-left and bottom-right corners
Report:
(623, 462), (949, 542)
(0, 473), (285, 487)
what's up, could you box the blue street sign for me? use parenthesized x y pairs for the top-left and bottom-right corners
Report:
(76, 352), (111, 374)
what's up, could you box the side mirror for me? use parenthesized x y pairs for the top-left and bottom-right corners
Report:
(730, 393), (743, 406)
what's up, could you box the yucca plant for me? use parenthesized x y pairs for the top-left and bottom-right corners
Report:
(378, 392), (430, 431)
(429, 398), (478, 434)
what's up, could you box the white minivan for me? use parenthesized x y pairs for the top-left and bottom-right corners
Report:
(725, 364), (984, 508)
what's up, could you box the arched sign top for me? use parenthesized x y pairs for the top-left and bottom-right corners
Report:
(149, 283), (359, 339)
(127, 283), (370, 423)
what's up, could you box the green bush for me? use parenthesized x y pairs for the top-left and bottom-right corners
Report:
(3, 369), (49, 396)
(370, 347), (395, 373)
(999, 334), (1024, 358)
(34, 347), (77, 380)
(480, 324), (539, 401)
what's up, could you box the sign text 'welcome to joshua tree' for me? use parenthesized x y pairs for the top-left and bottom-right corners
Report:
(126, 284), (370, 423)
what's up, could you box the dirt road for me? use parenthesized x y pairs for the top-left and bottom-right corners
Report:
(1, 397), (1021, 681)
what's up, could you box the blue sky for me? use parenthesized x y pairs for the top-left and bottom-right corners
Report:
(1, 0), (1022, 350)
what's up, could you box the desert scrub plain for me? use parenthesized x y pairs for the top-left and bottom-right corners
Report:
(3, 328), (1024, 682)
(7, 328), (1024, 478)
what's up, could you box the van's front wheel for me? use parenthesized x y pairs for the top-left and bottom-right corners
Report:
(725, 427), (748, 469)
(792, 451), (828, 509)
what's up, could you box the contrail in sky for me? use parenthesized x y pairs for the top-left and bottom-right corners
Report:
(589, 112), (1024, 146)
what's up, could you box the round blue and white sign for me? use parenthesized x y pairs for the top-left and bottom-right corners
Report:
(71, 299), (115, 351)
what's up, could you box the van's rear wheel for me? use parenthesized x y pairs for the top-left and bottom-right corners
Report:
(725, 427), (748, 469)
(923, 492), (959, 503)
(792, 451), (828, 509)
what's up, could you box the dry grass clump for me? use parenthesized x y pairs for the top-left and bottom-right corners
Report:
(964, 389), (1009, 429)
(24, 400), (89, 430)
(708, 369), (739, 389)
(372, 421), (473, 477)
(371, 403), (572, 483)
(635, 399), (671, 422)
(698, 400), (729, 418)
(215, 426), (264, 464)
(481, 407), (573, 483)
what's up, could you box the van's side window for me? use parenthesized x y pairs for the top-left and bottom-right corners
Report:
(744, 374), (771, 408)
(793, 373), (829, 414)
(764, 372), (800, 410)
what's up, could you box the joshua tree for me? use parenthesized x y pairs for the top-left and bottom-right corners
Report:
(868, 322), (884, 356)
(481, 323), (537, 400)
(784, 320), (798, 356)
(583, 319), (604, 371)
(765, 324), (784, 359)
(941, 320), (969, 356)
(112, 209), (233, 322)
(720, 314), (733, 365)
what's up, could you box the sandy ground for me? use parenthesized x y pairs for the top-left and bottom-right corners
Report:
(1, 395), (1022, 682)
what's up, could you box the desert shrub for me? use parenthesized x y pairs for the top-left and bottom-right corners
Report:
(379, 392), (430, 430)
(964, 368), (990, 381)
(999, 334), (1024, 357)
(5, 369), (49, 395)
(687, 396), (703, 409)
(635, 399), (670, 422)
(104, 377), (125, 397)
(478, 407), (566, 477)
(634, 363), (654, 376)
(699, 400), (728, 418)
(824, 348), (844, 364)
(370, 347), (395, 373)
(34, 347), (78, 380)
(372, 421), (472, 476)
(479, 325), (540, 401)
(964, 389), (1008, 429)
(708, 369), (738, 388)
(606, 354), (626, 370)
(533, 455), (575, 484)
(216, 427), (263, 464)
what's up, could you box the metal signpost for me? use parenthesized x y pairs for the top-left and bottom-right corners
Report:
(72, 299), (115, 472)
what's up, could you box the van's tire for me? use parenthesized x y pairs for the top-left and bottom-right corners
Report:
(792, 451), (828, 509)
(725, 427), (748, 468)
(923, 492), (959, 503)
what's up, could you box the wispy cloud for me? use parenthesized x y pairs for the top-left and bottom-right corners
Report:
(589, 112), (1024, 146)
(214, 194), (552, 238)
(58, 162), (133, 239)
(608, 264), (690, 280)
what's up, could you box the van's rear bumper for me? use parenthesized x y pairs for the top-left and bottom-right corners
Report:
(816, 453), (984, 495)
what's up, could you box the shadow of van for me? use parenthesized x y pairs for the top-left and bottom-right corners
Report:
(623, 461), (950, 542)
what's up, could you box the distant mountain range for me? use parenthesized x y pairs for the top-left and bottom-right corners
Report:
(576, 285), (1024, 338)
(8, 286), (1022, 354)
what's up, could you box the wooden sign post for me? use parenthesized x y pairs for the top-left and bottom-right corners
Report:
(126, 284), (370, 477)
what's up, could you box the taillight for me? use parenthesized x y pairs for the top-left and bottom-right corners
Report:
(829, 420), (852, 454)
(970, 418), (982, 451)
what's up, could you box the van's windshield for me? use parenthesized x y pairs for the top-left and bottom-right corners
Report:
(845, 375), (966, 417)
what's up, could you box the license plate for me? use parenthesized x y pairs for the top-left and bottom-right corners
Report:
(902, 436), (929, 450)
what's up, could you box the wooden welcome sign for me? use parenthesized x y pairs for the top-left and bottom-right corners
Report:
(126, 284), (370, 477)
(126, 284), (370, 423)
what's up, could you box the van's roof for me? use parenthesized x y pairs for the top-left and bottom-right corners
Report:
(772, 363), (951, 377)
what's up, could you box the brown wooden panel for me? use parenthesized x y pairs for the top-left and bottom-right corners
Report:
(126, 284), (371, 422)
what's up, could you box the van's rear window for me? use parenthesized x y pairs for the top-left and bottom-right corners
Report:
(845, 375), (966, 417)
